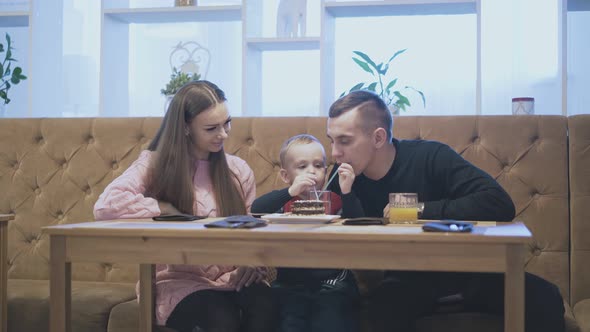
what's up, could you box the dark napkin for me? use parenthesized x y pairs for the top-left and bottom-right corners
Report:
(204, 215), (267, 229)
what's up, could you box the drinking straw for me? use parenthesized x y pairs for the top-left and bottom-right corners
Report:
(322, 164), (340, 191)
(313, 186), (320, 200)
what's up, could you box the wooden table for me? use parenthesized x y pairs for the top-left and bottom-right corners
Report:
(43, 219), (531, 332)
(0, 214), (15, 332)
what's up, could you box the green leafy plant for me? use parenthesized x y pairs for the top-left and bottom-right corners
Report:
(0, 33), (28, 105)
(161, 67), (201, 96)
(341, 50), (425, 114)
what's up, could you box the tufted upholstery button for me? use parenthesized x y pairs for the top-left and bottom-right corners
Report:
(57, 212), (64, 219)
(61, 161), (67, 169)
(35, 136), (44, 144)
(247, 138), (254, 145)
(530, 135), (539, 143)
(34, 188), (41, 195)
(503, 165), (510, 172)
(472, 136), (480, 143)
(12, 161), (18, 170)
(273, 164), (280, 171)
(87, 136), (95, 144)
(112, 161), (119, 170)
(533, 248), (542, 256)
(103, 263), (113, 271)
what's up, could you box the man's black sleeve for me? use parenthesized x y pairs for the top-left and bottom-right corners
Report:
(422, 144), (516, 221)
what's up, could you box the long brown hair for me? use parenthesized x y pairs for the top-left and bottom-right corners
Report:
(146, 80), (247, 216)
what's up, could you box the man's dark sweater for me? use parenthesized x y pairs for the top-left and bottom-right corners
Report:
(328, 139), (516, 221)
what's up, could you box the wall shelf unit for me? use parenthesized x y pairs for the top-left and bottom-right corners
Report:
(99, 0), (481, 116)
(103, 6), (242, 24)
(0, 11), (29, 27)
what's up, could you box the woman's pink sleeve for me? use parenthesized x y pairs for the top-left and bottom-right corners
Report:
(94, 151), (161, 220)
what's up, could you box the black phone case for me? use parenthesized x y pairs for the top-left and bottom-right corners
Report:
(152, 214), (205, 221)
(343, 217), (388, 225)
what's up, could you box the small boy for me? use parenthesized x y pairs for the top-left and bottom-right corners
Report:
(251, 134), (363, 332)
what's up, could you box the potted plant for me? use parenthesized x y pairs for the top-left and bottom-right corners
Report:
(341, 50), (425, 115)
(1, 33), (27, 106)
(161, 67), (201, 96)
(161, 67), (200, 111)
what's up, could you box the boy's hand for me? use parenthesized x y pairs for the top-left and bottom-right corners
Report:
(288, 173), (318, 197)
(338, 163), (355, 194)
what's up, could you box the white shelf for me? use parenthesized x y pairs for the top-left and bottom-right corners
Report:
(246, 38), (321, 51)
(0, 11), (29, 27)
(103, 6), (242, 24)
(324, 0), (476, 17)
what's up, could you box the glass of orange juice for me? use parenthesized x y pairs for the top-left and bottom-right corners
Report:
(389, 193), (418, 224)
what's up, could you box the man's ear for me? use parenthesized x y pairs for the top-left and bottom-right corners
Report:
(373, 127), (388, 148)
(279, 168), (291, 184)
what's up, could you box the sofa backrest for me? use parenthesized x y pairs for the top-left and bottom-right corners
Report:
(568, 115), (590, 306)
(0, 116), (571, 303)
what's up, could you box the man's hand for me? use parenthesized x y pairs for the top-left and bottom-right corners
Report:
(229, 266), (265, 291)
(288, 173), (318, 197)
(158, 201), (182, 215)
(337, 163), (355, 194)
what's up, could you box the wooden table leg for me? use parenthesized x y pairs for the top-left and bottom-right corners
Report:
(50, 235), (71, 332)
(505, 244), (525, 332)
(139, 264), (155, 332)
(0, 221), (8, 332)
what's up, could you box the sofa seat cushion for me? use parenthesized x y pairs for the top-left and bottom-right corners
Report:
(108, 299), (176, 332)
(416, 299), (578, 332)
(8, 279), (136, 332)
(574, 299), (590, 332)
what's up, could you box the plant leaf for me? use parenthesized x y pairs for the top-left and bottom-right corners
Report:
(353, 50), (379, 71)
(350, 82), (365, 91)
(404, 86), (426, 107)
(0, 62), (3, 78)
(5, 33), (11, 47)
(352, 57), (374, 75)
(366, 82), (377, 92)
(0, 43), (4, 53)
(387, 49), (407, 65)
(13, 67), (22, 75)
(385, 79), (398, 92)
(393, 91), (410, 106)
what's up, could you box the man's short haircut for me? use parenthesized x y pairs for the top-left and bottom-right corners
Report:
(328, 90), (393, 141)
(279, 134), (326, 168)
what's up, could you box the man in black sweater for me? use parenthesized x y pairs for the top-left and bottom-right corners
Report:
(326, 90), (565, 332)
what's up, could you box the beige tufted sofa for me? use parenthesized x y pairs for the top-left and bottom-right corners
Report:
(0, 115), (588, 332)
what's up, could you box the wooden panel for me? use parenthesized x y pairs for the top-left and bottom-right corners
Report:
(66, 236), (508, 273)
(49, 236), (71, 332)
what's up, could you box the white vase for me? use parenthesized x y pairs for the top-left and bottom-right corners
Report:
(164, 95), (174, 114)
(389, 104), (400, 116)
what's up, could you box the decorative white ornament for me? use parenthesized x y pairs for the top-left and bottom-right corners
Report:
(169, 41), (210, 78)
(276, 0), (307, 38)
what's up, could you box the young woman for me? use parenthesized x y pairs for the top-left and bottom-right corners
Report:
(94, 80), (276, 332)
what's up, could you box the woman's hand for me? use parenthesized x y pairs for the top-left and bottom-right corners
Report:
(229, 266), (265, 291)
(158, 201), (182, 215)
(337, 163), (355, 194)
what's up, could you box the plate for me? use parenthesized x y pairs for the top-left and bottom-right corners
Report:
(261, 213), (340, 224)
